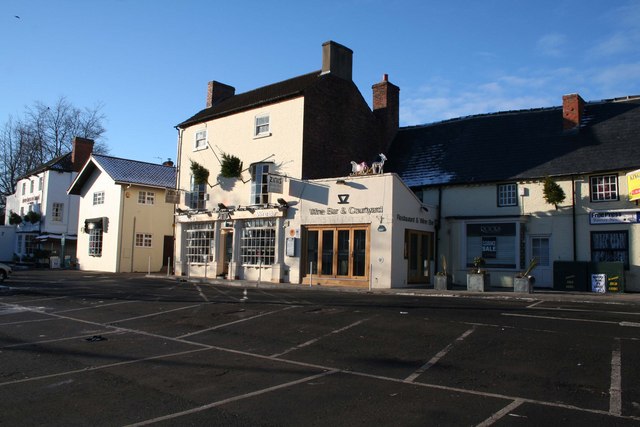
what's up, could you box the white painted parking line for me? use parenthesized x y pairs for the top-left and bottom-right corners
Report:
(176, 305), (297, 339)
(0, 295), (69, 304)
(53, 300), (138, 314)
(0, 348), (211, 387)
(610, 338), (622, 416)
(193, 284), (209, 302)
(526, 300), (544, 308)
(125, 370), (339, 426)
(107, 303), (205, 325)
(271, 317), (371, 358)
(502, 313), (619, 325)
(405, 327), (476, 382)
(0, 330), (121, 349)
(476, 399), (524, 427)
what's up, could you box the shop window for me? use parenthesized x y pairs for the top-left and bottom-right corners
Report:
(24, 234), (37, 257)
(52, 203), (64, 222)
(466, 223), (517, 269)
(497, 183), (518, 207)
(591, 230), (629, 269)
(250, 163), (272, 205)
(138, 191), (155, 205)
(135, 233), (153, 248)
(194, 130), (207, 150)
(590, 174), (618, 202)
(185, 222), (214, 263)
(241, 219), (276, 266)
(304, 225), (368, 279)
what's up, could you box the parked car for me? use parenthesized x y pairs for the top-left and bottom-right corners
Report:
(0, 263), (12, 282)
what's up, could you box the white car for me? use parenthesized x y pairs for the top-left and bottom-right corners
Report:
(0, 263), (12, 282)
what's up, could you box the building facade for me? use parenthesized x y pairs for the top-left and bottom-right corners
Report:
(388, 94), (640, 291)
(68, 155), (176, 273)
(172, 41), (418, 288)
(3, 137), (94, 264)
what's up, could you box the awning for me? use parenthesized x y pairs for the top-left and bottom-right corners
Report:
(35, 234), (78, 241)
(84, 217), (109, 233)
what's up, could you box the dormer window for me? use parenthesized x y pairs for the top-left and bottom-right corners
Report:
(194, 130), (207, 150)
(254, 114), (270, 138)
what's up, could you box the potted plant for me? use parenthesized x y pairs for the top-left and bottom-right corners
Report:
(467, 256), (489, 291)
(543, 176), (565, 209)
(8, 211), (22, 225)
(190, 160), (210, 186)
(23, 211), (42, 224)
(514, 257), (538, 293)
(220, 152), (243, 179)
(434, 255), (451, 290)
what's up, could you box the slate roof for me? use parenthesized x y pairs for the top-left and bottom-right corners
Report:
(386, 97), (640, 188)
(177, 71), (321, 128)
(19, 152), (73, 179)
(68, 155), (175, 195)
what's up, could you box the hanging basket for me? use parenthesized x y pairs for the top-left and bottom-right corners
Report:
(220, 152), (243, 179)
(190, 160), (210, 185)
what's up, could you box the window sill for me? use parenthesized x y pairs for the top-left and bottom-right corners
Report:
(253, 132), (272, 140)
(193, 145), (208, 152)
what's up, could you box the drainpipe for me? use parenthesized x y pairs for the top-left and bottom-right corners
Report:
(434, 186), (442, 273)
(572, 176), (576, 261)
(174, 126), (184, 275)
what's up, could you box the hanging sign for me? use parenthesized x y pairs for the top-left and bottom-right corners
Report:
(267, 174), (283, 194)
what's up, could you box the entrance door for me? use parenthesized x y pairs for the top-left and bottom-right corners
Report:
(222, 231), (233, 276)
(530, 236), (551, 287)
(304, 225), (369, 285)
(407, 230), (432, 284)
(162, 236), (173, 267)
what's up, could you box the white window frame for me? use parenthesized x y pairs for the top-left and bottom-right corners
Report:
(254, 114), (271, 138)
(194, 129), (207, 150)
(93, 191), (105, 205)
(88, 228), (103, 257)
(185, 222), (214, 263)
(38, 177), (43, 191)
(51, 202), (64, 222)
(21, 182), (26, 195)
(30, 180), (34, 194)
(135, 233), (153, 248)
(240, 219), (276, 266)
(250, 163), (272, 205)
(497, 183), (518, 207)
(138, 191), (155, 205)
(590, 174), (619, 202)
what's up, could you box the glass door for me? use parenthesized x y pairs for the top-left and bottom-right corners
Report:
(304, 225), (369, 280)
(407, 230), (432, 284)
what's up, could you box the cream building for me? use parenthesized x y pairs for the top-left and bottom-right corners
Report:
(68, 155), (176, 273)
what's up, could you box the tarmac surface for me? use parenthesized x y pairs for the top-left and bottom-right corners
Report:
(1, 269), (640, 426)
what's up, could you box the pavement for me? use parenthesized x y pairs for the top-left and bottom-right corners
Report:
(151, 273), (640, 305)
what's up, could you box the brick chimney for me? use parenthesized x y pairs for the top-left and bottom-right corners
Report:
(321, 41), (353, 81)
(206, 81), (235, 108)
(71, 137), (94, 172)
(562, 93), (585, 131)
(372, 74), (400, 150)
(162, 159), (174, 167)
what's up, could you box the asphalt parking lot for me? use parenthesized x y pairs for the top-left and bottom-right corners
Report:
(1, 270), (640, 426)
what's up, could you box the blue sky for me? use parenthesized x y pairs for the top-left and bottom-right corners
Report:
(2, 0), (639, 164)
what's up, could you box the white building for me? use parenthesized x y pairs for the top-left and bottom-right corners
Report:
(4, 137), (94, 264)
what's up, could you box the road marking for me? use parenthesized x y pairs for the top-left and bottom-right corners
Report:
(526, 300), (544, 308)
(620, 321), (640, 328)
(193, 284), (209, 302)
(502, 313), (619, 325)
(476, 399), (524, 427)
(176, 305), (297, 339)
(0, 347), (211, 387)
(610, 338), (622, 416)
(125, 369), (339, 426)
(271, 317), (371, 358)
(107, 303), (204, 324)
(0, 330), (120, 349)
(53, 300), (138, 313)
(405, 326), (476, 382)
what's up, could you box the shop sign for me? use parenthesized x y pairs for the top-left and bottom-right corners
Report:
(22, 195), (40, 204)
(627, 169), (640, 202)
(309, 206), (383, 216)
(396, 214), (433, 226)
(589, 210), (640, 225)
(267, 174), (283, 194)
(467, 223), (516, 236)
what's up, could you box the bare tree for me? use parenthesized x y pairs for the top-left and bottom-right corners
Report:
(0, 97), (108, 217)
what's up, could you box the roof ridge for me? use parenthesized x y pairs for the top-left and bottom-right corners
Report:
(93, 153), (174, 168)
